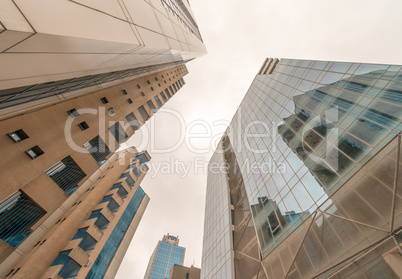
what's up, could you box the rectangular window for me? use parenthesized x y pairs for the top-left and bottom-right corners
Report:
(46, 156), (86, 195)
(147, 100), (156, 114)
(150, 87), (154, 91)
(165, 89), (171, 98)
(108, 107), (115, 116)
(160, 92), (167, 102)
(78, 121), (89, 130)
(67, 109), (79, 118)
(84, 136), (111, 165)
(109, 122), (128, 144)
(51, 250), (81, 278)
(0, 190), (46, 247)
(7, 129), (29, 143)
(122, 89), (127, 95)
(111, 183), (128, 199)
(169, 86), (174, 95)
(25, 145), (44, 159)
(126, 113), (139, 131)
(100, 97), (108, 104)
(127, 98), (133, 104)
(137, 84), (141, 89)
(154, 96), (163, 108)
(141, 92), (145, 96)
(147, 80), (150, 84)
(138, 105), (149, 121)
(173, 83), (177, 92)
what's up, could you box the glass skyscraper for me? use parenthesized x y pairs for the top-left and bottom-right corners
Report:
(144, 234), (186, 279)
(201, 58), (402, 279)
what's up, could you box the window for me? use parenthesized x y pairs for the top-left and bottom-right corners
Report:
(0, 190), (46, 247)
(122, 89), (128, 95)
(126, 113), (140, 131)
(67, 109), (79, 118)
(150, 87), (154, 91)
(78, 121), (89, 130)
(108, 107), (115, 116)
(165, 89), (171, 98)
(46, 156), (86, 195)
(25, 146), (44, 159)
(109, 122), (128, 144)
(154, 96), (163, 107)
(8, 129), (29, 143)
(169, 86), (174, 95)
(147, 100), (156, 114)
(88, 210), (110, 231)
(111, 183), (128, 199)
(141, 92), (145, 97)
(100, 97), (108, 104)
(155, 77), (158, 81)
(51, 250), (81, 278)
(173, 83), (177, 92)
(136, 84), (140, 89)
(160, 92), (168, 102)
(138, 105), (149, 121)
(127, 98), (133, 104)
(158, 83), (161, 87)
(84, 136), (111, 165)
(147, 80), (150, 84)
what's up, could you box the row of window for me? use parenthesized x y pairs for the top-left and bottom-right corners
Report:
(50, 171), (139, 278)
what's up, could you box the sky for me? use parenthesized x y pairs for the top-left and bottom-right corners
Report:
(116, 0), (402, 278)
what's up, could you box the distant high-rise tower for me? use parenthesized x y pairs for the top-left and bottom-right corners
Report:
(201, 58), (402, 279)
(144, 234), (186, 279)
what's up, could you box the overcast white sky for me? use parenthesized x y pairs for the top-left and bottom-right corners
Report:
(116, 0), (402, 278)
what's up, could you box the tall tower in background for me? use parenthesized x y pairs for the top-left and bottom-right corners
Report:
(0, 0), (206, 277)
(201, 58), (402, 279)
(144, 234), (186, 279)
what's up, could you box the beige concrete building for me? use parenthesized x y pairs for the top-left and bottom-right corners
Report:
(169, 265), (201, 279)
(0, 1), (206, 277)
(0, 65), (189, 278)
(0, 0), (206, 119)
(2, 147), (151, 279)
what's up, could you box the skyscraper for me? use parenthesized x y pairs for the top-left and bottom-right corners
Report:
(0, 0), (206, 119)
(144, 234), (186, 279)
(201, 58), (402, 278)
(0, 0), (205, 277)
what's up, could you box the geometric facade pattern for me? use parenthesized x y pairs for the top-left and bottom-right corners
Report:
(201, 59), (402, 279)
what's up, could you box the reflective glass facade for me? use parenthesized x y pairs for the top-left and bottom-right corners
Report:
(145, 235), (186, 279)
(201, 147), (234, 279)
(202, 59), (402, 279)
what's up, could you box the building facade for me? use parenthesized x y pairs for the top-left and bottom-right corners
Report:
(201, 58), (402, 278)
(1, 147), (151, 279)
(169, 264), (201, 279)
(0, 0), (205, 275)
(144, 234), (186, 279)
(0, 0), (206, 119)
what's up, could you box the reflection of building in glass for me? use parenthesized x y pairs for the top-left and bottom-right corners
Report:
(201, 58), (402, 279)
(144, 234), (186, 279)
